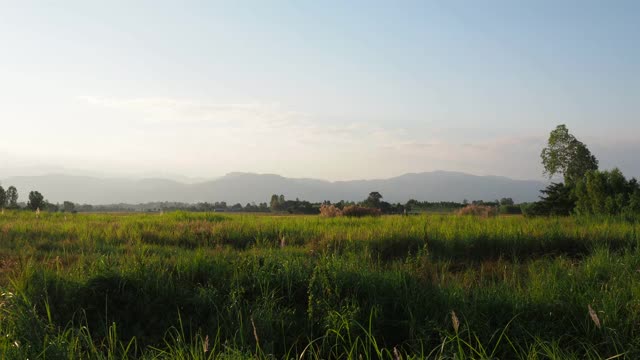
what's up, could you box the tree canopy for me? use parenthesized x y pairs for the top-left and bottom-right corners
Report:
(530, 126), (639, 217)
(27, 191), (45, 211)
(364, 192), (383, 208)
(574, 168), (640, 216)
(540, 124), (598, 184)
(6, 186), (18, 208)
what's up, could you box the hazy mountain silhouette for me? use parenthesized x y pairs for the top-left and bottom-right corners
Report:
(1, 171), (546, 205)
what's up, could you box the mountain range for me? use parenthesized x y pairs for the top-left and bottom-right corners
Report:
(0, 171), (547, 205)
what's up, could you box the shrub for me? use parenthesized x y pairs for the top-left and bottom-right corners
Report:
(341, 205), (381, 217)
(319, 204), (342, 217)
(457, 204), (498, 217)
(499, 204), (522, 215)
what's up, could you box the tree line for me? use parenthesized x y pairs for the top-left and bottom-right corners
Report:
(0, 186), (75, 212)
(0, 185), (518, 215)
(268, 193), (522, 215)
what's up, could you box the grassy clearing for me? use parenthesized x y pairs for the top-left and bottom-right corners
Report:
(0, 211), (638, 359)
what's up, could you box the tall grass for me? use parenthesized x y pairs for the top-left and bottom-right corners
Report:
(0, 210), (638, 358)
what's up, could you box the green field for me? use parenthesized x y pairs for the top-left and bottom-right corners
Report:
(0, 211), (639, 359)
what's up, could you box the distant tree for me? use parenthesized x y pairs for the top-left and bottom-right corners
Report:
(499, 204), (522, 215)
(27, 191), (45, 211)
(0, 186), (6, 209)
(270, 194), (280, 211)
(77, 204), (94, 212)
(499, 198), (514, 206)
(270, 194), (287, 211)
(541, 124), (598, 184)
(498, 197), (518, 214)
(46, 202), (59, 212)
(364, 192), (383, 208)
(63, 201), (76, 213)
(6, 186), (18, 208)
(216, 201), (228, 209)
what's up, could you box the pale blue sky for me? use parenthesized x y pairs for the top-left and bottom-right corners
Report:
(1, 1), (638, 180)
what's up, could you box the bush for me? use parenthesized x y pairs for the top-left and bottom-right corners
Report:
(341, 205), (381, 217)
(499, 205), (522, 215)
(457, 204), (498, 217)
(319, 204), (342, 217)
(521, 201), (552, 217)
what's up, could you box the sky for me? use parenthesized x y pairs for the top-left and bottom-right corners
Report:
(1, 0), (638, 181)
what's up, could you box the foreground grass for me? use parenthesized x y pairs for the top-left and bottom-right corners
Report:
(0, 211), (638, 358)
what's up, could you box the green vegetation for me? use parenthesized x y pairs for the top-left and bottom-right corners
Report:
(6, 186), (18, 209)
(0, 211), (639, 359)
(540, 124), (599, 185)
(574, 169), (640, 216)
(27, 191), (45, 211)
(527, 125), (639, 218)
(0, 124), (637, 358)
(0, 186), (6, 211)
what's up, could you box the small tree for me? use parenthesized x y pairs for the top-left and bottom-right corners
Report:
(6, 186), (18, 209)
(499, 198), (514, 206)
(63, 201), (76, 213)
(270, 194), (279, 211)
(27, 191), (45, 211)
(0, 186), (6, 209)
(523, 182), (575, 216)
(364, 192), (383, 208)
(270, 194), (287, 211)
(46, 202), (59, 212)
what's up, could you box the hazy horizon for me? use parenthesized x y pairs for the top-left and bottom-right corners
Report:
(0, 168), (543, 183)
(1, 1), (639, 181)
(0, 170), (548, 205)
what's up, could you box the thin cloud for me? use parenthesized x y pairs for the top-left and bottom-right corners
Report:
(7, 96), (636, 181)
(77, 96), (307, 127)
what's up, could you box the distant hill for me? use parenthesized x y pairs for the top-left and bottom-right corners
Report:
(0, 171), (546, 205)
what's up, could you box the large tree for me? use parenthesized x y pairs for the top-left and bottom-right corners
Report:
(27, 191), (45, 211)
(6, 186), (18, 208)
(540, 124), (598, 184)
